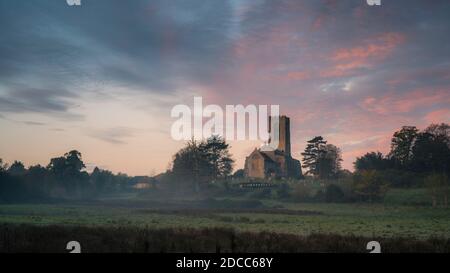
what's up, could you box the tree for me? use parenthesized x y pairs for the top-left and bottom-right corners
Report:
(317, 144), (343, 179)
(90, 167), (118, 194)
(233, 169), (245, 178)
(0, 171), (23, 202)
(424, 123), (450, 146)
(47, 150), (86, 177)
(0, 161), (42, 202)
(354, 152), (391, 171)
(411, 123), (450, 174)
(172, 139), (209, 191)
(172, 136), (234, 192)
(389, 126), (419, 168)
(424, 173), (449, 208)
(201, 135), (234, 179)
(0, 158), (7, 173)
(64, 150), (86, 174)
(301, 136), (327, 176)
(26, 165), (51, 191)
(352, 170), (388, 202)
(302, 137), (342, 178)
(47, 156), (66, 176)
(7, 161), (26, 176)
(47, 150), (89, 195)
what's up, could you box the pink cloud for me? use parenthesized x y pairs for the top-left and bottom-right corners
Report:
(321, 32), (406, 78)
(425, 109), (450, 124)
(281, 71), (312, 81)
(361, 88), (450, 115)
(386, 67), (450, 87)
(332, 33), (405, 61)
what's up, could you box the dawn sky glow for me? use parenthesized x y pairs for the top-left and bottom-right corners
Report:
(1, 0), (450, 175)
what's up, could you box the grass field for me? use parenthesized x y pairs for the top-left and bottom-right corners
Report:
(1, 190), (449, 240)
(2, 224), (449, 253)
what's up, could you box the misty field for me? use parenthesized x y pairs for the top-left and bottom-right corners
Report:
(0, 193), (449, 240)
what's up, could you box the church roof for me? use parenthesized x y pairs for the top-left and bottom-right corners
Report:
(259, 151), (276, 163)
(249, 148), (275, 163)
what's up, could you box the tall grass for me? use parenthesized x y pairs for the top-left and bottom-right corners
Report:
(1, 224), (449, 253)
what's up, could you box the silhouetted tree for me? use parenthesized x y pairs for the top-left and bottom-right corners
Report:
(302, 138), (342, 178)
(317, 144), (343, 179)
(0, 152), (135, 202)
(411, 123), (450, 174)
(90, 167), (121, 194)
(7, 161), (26, 176)
(354, 152), (391, 171)
(47, 150), (89, 196)
(47, 156), (66, 176)
(201, 135), (234, 179)
(26, 165), (50, 188)
(0, 172), (22, 202)
(0, 158), (8, 172)
(0, 161), (45, 202)
(301, 136), (327, 176)
(389, 126), (419, 168)
(172, 139), (208, 191)
(48, 150), (86, 177)
(172, 136), (234, 192)
(233, 169), (245, 178)
(65, 150), (86, 172)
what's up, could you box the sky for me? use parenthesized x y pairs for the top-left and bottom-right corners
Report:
(0, 0), (450, 175)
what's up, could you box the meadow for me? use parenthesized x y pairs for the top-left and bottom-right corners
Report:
(1, 188), (449, 252)
(1, 190), (449, 238)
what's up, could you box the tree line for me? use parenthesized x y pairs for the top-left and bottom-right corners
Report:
(351, 123), (450, 206)
(1, 122), (449, 205)
(355, 123), (450, 174)
(0, 151), (131, 202)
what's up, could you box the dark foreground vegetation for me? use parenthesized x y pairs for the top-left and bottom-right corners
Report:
(1, 224), (449, 253)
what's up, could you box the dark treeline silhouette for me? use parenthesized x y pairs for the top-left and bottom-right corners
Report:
(352, 123), (450, 205)
(355, 123), (450, 175)
(1, 123), (449, 205)
(0, 150), (132, 203)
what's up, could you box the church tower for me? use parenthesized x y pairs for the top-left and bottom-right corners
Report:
(268, 115), (291, 156)
(245, 115), (302, 179)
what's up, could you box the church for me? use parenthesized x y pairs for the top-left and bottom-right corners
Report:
(244, 116), (303, 179)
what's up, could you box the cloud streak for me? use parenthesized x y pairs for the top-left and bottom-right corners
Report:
(1, 0), (450, 174)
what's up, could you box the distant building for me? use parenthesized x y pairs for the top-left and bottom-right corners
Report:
(244, 116), (302, 179)
(130, 176), (157, 190)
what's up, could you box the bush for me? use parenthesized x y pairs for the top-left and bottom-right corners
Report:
(424, 173), (449, 208)
(291, 183), (312, 202)
(325, 184), (345, 203)
(0, 172), (47, 203)
(380, 169), (425, 188)
(352, 170), (389, 202)
(272, 182), (291, 200)
(384, 188), (430, 206)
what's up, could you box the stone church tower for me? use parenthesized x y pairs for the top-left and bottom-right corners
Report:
(269, 115), (291, 155)
(244, 116), (302, 179)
